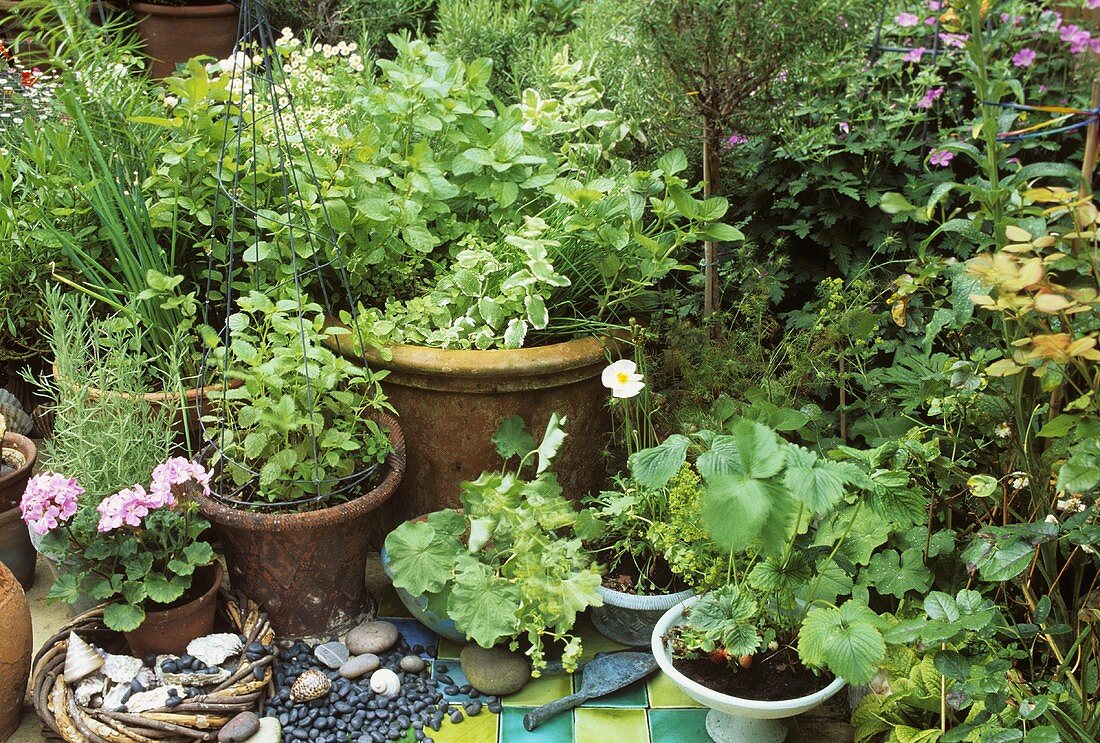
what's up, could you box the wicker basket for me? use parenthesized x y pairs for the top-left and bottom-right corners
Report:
(31, 590), (276, 743)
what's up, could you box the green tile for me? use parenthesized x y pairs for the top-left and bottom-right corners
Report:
(575, 619), (629, 660)
(433, 704), (500, 743)
(504, 673), (575, 707)
(648, 708), (710, 742)
(647, 672), (705, 708)
(501, 706), (572, 742)
(575, 708), (650, 743)
(578, 675), (648, 708)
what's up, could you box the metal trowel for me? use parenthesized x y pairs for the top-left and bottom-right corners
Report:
(523, 652), (660, 730)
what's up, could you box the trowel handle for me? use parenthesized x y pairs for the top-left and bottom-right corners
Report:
(523, 692), (589, 730)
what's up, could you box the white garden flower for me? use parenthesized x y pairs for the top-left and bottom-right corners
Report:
(602, 360), (645, 399)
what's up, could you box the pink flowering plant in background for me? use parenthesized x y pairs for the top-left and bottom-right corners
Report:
(21, 457), (215, 631)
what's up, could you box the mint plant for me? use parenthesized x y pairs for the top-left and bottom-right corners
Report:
(383, 415), (603, 674)
(200, 290), (394, 506)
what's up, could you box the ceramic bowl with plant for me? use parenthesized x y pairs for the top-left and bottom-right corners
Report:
(635, 418), (892, 742)
(382, 414), (603, 680)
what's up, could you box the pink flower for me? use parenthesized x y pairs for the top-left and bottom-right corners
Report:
(20, 472), (82, 536)
(939, 33), (969, 48)
(904, 46), (927, 63)
(929, 149), (954, 167)
(925, 15), (938, 25)
(149, 457), (211, 507)
(927, 0), (941, 9)
(1061, 24), (1093, 54)
(97, 484), (152, 532)
(895, 12), (919, 27)
(1089, 0), (1100, 9)
(917, 86), (945, 109)
(725, 133), (749, 147)
(1011, 48), (1036, 67)
(838, 121), (850, 139)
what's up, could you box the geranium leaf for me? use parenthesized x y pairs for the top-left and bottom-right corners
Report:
(448, 562), (521, 647)
(104, 602), (146, 632)
(384, 521), (459, 596)
(492, 415), (535, 462)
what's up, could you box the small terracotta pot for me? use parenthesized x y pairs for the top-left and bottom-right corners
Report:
(131, 2), (240, 79)
(123, 561), (222, 658)
(0, 432), (35, 511)
(0, 507), (34, 591)
(195, 412), (406, 638)
(333, 335), (617, 542)
(0, 561), (31, 741)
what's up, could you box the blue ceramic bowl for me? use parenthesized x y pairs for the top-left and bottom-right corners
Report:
(379, 547), (466, 643)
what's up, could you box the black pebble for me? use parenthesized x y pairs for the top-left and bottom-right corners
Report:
(487, 701), (502, 714)
(437, 674), (453, 686)
(253, 666), (266, 680)
(435, 664), (448, 674)
(465, 702), (482, 716)
(449, 709), (464, 724)
(458, 685), (472, 694)
(443, 685), (459, 696)
(166, 696), (182, 708)
(161, 659), (178, 673)
(129, 679), (144, 693)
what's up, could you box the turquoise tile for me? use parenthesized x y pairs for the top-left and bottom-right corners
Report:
(578, 675), (648, 708)
(501, 705), (573, 742)
(648, 708), (710, 743)
(385, 617), (440, 658)
(433, 664), (481, 704)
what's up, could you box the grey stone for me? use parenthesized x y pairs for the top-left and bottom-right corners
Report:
(399, 656), (425, 673)
(315, 642), (350, 669)
(459, 645), (531, 696)
(346, 622), (399, 655)
(239, 717), (282, 743)
(219, 712), (261, 742)
(339, 654), (380, 679)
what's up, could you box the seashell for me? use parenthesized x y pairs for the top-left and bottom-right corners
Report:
(290, 669), (331, 702)
(0, 389), (32, 435)
(102, 654), (143, 685)
(126, 686), (181, 713)
(102, 683), (129, 712)
(187, 633), (243, 667)
(74, 675), (105, 706)
(369, 668), (401, 697)
(64, 633), (105, 683)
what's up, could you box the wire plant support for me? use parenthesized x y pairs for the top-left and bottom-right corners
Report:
(197, 0), (381, 511)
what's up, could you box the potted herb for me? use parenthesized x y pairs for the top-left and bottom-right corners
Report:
(19, 456), (220, 657)
(0, 411), (37, 588)
(381, 415), (603, 677)
(635, 419), (889, 742)
(130, 0), (239, 78)
(194, 289), (405, 637)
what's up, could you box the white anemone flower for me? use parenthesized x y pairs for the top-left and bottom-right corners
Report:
(602, 360), (645, 399)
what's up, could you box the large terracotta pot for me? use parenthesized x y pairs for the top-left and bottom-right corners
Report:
(0, 432), (37, 589)
(0, 561), (32, 741)
(347, 336), (615, 539)
(194, 412), (405, 638)
(123, 561), (222, 658)
(131, 2), (240, 79)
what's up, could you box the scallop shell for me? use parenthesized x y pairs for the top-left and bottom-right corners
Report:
(64, 633), (105, 683)
(369, 668), (401, 697)
(290, 669), (331, 702)
(187, 633), (243, 667)
(74, 675), (105, 706)
(102, 683), (130, 712)
(102, 654), (143, 685)
(0, 389), (32, 435)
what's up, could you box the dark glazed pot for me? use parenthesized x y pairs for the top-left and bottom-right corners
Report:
(123, 561), (222, 658)
(590, 585), (695, 646)
(0, 432), (37, 590)
(195, 412), (405, 637)
(338, 336), (614, 542)
(131, 2), (240, 79)
(0, 561), (31, 741)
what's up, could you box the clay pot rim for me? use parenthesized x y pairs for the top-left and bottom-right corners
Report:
(140, 561), (222, 620)
(193, 410), (406, 532)
(0, 432), (36, 489)
(357, 334), (623, 379)
(130, 2), (239, 18)
(51, 362), (242, 404)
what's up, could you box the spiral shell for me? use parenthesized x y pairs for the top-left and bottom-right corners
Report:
(290, 669), (332, 702)
(74, 675), (105, 706)
(369, 668), (401, 697)
(64, 633), (105, 683)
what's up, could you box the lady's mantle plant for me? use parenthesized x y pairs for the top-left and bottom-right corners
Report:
(21, 458), (216, 631)
(383, 415), (603, 674)
(634, 418), (893, 685)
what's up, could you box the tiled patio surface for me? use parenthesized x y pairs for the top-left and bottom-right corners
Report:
(12, 556), (853, 742)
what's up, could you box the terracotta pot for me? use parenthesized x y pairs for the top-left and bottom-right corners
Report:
(194, 411), (405, 638)
(0, 561), (32, 741)
(0, 433), (36, 591)
(123, 561), (222, 657)
(131, 2), (240, 79)
(342, 336), (615, 541)
(0, 432), (35, 512)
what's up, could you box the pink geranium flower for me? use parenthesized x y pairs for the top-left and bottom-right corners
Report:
(97, 484), (152, 532)
(149, 457), (211, 508)
(929, 149), (954, 167)
(904, 47), (927, 63)
(917, 86), (945, 109)
(895, 12), (919, 27)
(1011, 48), (1036, 67)
(20, 472), (82, 536)
(939, 33), (969, 48)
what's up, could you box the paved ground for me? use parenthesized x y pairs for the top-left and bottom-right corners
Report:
(11, 555), (854, 742)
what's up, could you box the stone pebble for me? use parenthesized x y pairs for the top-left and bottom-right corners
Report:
(345, 621), (399, 655)
(315, 642), (350, 669)
(218, 711), (260, 742)
(339, 653), (380, 679)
